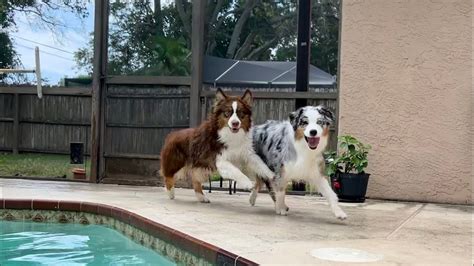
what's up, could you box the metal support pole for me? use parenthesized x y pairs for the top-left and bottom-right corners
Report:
(98, 2), (109, 182)
(190, 0), (206, 127)
(295, 0), (312, 109)
(90, 0), (109, 183)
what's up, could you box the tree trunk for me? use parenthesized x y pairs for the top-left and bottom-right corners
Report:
(226, 0), (258, 58)
(154, 0), (163, 36)
(175, 0), (192, 45)
(205, 0), (224, 54)
(234, 32), (256, 59)
(209, 0), (223, 25)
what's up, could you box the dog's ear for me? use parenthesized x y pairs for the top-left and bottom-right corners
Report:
(215, 88), (227, 103)
(289, 107), (305, 130)
(318, 106), (335, 125)
(289, 110), (298, 130)
(241, 89), (253, 106)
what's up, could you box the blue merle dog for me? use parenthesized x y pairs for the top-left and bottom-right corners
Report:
(247, 106), (347, 220)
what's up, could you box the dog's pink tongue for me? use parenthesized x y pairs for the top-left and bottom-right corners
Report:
(308, 137), (320, 149)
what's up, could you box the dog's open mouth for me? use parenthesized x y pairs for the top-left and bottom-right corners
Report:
(305, 136), (320, 150)
(230, 127), (240, 133)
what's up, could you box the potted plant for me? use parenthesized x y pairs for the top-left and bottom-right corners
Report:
(325, 135), (371, 202)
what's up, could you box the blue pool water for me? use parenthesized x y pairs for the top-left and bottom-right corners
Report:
(0, 220), (176, 265)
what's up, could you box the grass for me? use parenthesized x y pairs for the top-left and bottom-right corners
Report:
(0, 152), (90, 179)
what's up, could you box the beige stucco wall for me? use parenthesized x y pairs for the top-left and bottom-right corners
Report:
(338, 0), (472, 204)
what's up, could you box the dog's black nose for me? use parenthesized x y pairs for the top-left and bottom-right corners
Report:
(309, 129), (317, 136)
(232, 121), (240, 128)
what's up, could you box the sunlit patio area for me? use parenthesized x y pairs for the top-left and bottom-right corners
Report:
(1, 178), (471, 265)
(0, 0), (471, 265)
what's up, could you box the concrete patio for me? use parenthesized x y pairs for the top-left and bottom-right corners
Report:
(0, 178), (472, 265)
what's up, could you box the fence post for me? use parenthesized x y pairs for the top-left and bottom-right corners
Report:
(295, 0), (312, 109)
(12, 93), (19, 154)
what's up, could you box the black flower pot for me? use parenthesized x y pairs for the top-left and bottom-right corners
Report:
(331, 172), (370, 203)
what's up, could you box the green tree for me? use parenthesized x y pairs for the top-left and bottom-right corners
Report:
(311, 0), (340, 75)
(0, 32), (18, 83)
(1, 0), (21, 83)
(75, 0), (192, 76)
(75, 0), (340, 76)
(274, 0), (340, 75)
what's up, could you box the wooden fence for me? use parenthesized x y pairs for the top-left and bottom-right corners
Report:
(102, 85), (191, 185)
(0, 87), (92, 154)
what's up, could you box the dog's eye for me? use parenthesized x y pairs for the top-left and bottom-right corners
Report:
(224, 111), (231, 118)
(300, 120), (308, 126)
(317, 120), (324, 125)
(237, 111), (246, 117)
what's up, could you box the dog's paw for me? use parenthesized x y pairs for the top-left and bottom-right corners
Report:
(334, 209), (347, 220)
(275, 207), (288, 216)
(249, 191), (257, 206)
(195, 193), (210, 203)
(167, 188), (175, 200)
(200, 197), (211, 203)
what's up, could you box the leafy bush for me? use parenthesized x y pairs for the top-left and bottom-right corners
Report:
(325, 135), (371, 176)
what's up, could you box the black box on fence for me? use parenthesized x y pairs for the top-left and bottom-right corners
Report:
(70, 142), (84, 164)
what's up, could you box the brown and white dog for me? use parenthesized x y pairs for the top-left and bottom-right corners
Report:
(160, 89), (274, 203)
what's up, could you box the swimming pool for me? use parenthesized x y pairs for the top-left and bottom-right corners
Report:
(0, 199), (256, 265)
(0, 220), (176, 265)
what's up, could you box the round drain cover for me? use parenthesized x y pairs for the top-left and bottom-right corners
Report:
(311, 247), (383, 263)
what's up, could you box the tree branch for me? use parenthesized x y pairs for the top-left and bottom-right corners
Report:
(175, 0), (191, 37)
(209, 0), (224, 26)
(154, 0), (163, 36)
(246, 37), (277, 60)
(234, 32), (256, 59)
(12, 6), (66, 29)
(205, 0), (229, 54)
(226, 0), (259, 58)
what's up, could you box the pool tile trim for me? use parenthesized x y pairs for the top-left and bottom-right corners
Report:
(5, 199), (32, 210)
(32, 199), (59, 210)
(1, 198), (258, 266)
(58, 201), (81, 212)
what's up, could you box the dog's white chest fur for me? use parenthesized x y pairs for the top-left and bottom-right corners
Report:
(284, 138), (326, 181)
(217, 128), (252, 163)
(216, 127), (274, 190)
